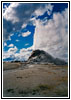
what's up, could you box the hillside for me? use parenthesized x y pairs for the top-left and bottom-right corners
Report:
(28, 50), (67, 65)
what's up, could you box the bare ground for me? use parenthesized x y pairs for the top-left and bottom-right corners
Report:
(3, 62), (68, 97)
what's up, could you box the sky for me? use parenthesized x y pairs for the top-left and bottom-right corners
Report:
(3, 2), (68, 62)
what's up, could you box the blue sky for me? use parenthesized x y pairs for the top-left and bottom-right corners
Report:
(3, 3), (68, 61)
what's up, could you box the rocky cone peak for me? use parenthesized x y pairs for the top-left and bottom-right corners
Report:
(28, 49), (67, 65)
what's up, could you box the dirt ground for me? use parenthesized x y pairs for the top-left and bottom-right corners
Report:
(3, 62), (68, 97)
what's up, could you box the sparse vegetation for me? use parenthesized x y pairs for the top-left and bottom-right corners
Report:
(37, 84), (55, 90)
(7, 89), (14, 93)
(16, 76), (22, 79)
(37, 84), (49, 90)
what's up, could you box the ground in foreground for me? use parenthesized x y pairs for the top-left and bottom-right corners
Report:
(3, 62), (68, 97)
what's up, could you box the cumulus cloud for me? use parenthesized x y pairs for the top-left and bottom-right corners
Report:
(3, 3), (38, 40)
(8, 44), (14, 47)
(34, 3), (54, 16)
(3, 46), (18, 59)
(14, 51), (31, 61)
(3, 3), (53, 40)
(3, 45), (33, 61)
(22, 31), (31, 37)
(33, 8), (68, 61)
(8, 46), (18, 53)
(15, 46), (33, 61)
(20, 46), (33, 52)
(3, 51), (11, 59)
(3, 3), (19, 23)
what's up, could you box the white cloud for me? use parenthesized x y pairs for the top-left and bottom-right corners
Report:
(25, 43), (29, 46)
(3, 46), (18, 60)
(4, 42), (7, 46)
(7, 33), (14, 41)
(34, 4), (54, 16)
(22, 31), (31, 37)
(3, 3), (38, 40)
(8, 46), (18, 53)
(8, 44), (14, 47)
(3, 51), (15, 60)
(20, 45), (33, 53)
(3, 3), (54, 40)
(21, 23), (27, 29)
(16, 39), (19, 42)
(33, 8), (68, 61)
(3, 51), (11, 59)
(10, 33), (14, 36)
(3, 3), (19, 23)
(3, 45), (33, 61)
(16, 50), (32, 61)
(17, 46), (33, 61)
